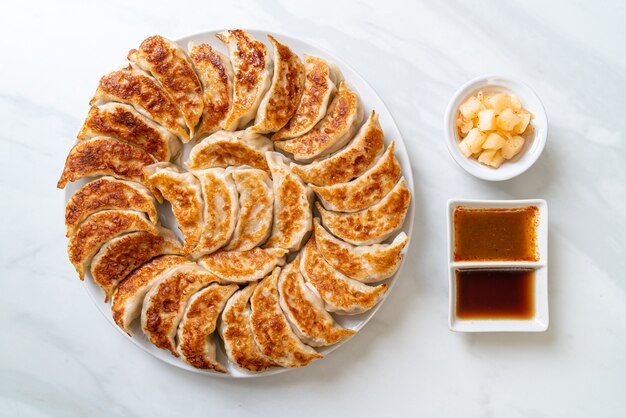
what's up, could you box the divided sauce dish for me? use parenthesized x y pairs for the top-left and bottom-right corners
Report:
(447, 199), (549, 332)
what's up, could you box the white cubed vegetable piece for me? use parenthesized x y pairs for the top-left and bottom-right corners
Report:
(510, 94), (522, 112)
(458, 138), (473, 157)
(515, 113), (531, 134)
(495, 108), (520, 131)
(477, 109), (496, 131)
(459, 96), (484, 119)
(490, 150), (505, 168)
(464, 128), (486, 153)
(457, 117), (474, 135)
(482, 132), (506, 150)
(478, 149), (497, 165)
(478, 149), (504, 168)
(501, 135), (525, 159)
(486, 93), (511, 114)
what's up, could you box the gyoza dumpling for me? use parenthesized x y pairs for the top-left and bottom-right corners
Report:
(65, 176), (157, 237)
(191, 168), (239, 257)
(78, 102), (181, 162)
(220, 283), (276, 372)
(291, 111), (384, 186)
(313, 219), (408, 282)
(90, 64), (189, 141)
(185, 130), (272, 173)
(248, 35), (305, 134)
(142, 263), (219, 355)
(198, 247), (288, 283)
(177, 283), (238, 372)
(57, 137), (156, 189)
(300, 237), (388, 314)
(67, 210), (158, 280)
(249, 268), (322, 368)
(275, 82), (363, 162)
(128, 36), (203, 138)
(143, 163), (204, 254)
(311, 141), (401, 212)
(225, 168), (273, 251)
(264, 152), (313, 251)
(188, 42), (233, 137)
(317, 177), (410, 245)
(278, 257), (355, 346)
(216, 30), (272, 130)
(272, 55), (341, 141)
(90, 227), (182, 301)
(112, 255), (191, 335)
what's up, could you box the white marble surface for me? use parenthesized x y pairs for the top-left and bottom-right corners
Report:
(1, 0), (625, 416)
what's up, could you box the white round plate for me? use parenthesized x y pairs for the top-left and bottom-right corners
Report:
(65, 29), (415, 378)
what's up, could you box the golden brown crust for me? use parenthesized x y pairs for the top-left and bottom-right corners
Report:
(217, 30), (271, 130)
(112, 255), (190, 335)
(225, 168), (273, 251)
(128, 36), (203, 137)
(264, 153), (313, 251)
(291, 111), (385, 186)
(67, 210), (158, 280)
(185, 131), (272, 173)
(274, 82), (362, 161)
(313, 219), (408, 282)
(142, 264), (219, 355)
(78, 103), (178, 161)
(311, 141), (401, 212)
(248, 35), (305, 133)
(91, 229), (182, 302)
(316, 177), (411, 245)
(57, 138), (156, 189)
(273, 55), (337, 141)
(65, 177), (157, 237)
(191, 168), (238, 257)
(177, 283), (238, 372)
(300, 237), (388, 314)
(144, 163), (204, 254)
(198, 247), (287, 283)
(278, 258), (355, 345)
(220, 283), (276, 372)
(90, 65), (189, 141)
(249, 269), (322, 367)
(189, 43), (233, 136)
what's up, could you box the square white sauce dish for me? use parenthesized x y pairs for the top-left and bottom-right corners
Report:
(447, 199), (549, 332)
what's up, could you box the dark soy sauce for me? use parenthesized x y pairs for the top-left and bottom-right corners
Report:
(456, 269), (535, 320)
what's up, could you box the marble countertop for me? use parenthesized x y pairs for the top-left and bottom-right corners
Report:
(1, 0), (625, 417)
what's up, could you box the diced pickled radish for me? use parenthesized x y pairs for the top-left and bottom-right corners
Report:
(459, 96), (484, 119)
(510, 94), (522, 112)
(477, 109), (496, 131)
(455, 90), (533, 168)
(486, 93), (511, 114)
(457, 117), (474, 135)
(464, 128), (486, 153)
(495, 108), (520, 131)
(458, 138), (473, 157)
(515, 113), (531, 134)
(482, 132), (506, 150)
(501, 135), (525, 159)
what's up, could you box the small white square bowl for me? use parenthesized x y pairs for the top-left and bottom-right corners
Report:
(447, 199), (549, 332)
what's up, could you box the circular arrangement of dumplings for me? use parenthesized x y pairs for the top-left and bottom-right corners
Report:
(58, 30), (411, 374)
